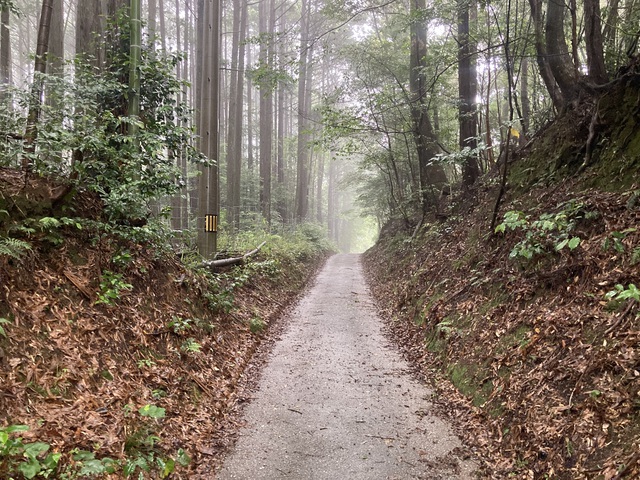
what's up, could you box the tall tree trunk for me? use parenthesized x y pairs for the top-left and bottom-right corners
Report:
(409, 0), (447, 214)
(569, 0), (579, 76)
(76, 0), (105, 66)
(129, 0), (141, 134)
(225, 0), (245, 230)
(274, 2), (287, 222)
(602, 0), (620, 71)
(584, 0), (608, 83)
(458, 0), (480, 190)
(295, 0), (311, 222)
(327, 156), (337, 242)
(48, 0), (63, 75)
(316, 152), (325, 223)
(148, 0), (157, 47)
(158, 0), (166, 51)
(23, 0), (54, 169)
(247, 42), (254, 174)
(276, 72), (286, 220)
(197, 0), (220, 257)
(527, 0), (563, 111)
(1, 7), (12, 100)
(545, 0), (579, 107)
(258, 0), (273, 224)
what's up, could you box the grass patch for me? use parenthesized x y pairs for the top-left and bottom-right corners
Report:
(447, 362), (493, 407)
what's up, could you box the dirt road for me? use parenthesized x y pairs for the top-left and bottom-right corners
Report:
(217, 254), (475, 479)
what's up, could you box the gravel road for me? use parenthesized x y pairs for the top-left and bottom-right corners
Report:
(217, 254), (475, 479)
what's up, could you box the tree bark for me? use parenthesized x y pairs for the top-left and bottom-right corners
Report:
(76, 0), (105, 67)
(225, 0), (246, 230)
(258, 0), (274, 224)
(527, 0), (563, 111)
(409, 0), (447, 214)
(47, 0), (63, 76)
(602, 0), (620, 70)
(545, 0), (579, 107)
(520, 56), (531, 137)
(197, 0), (220, 257)
(1, 6), (12, 99)
(295, 0), (311, 222)
(584, 0), (608, 83)
(458, 0), (480, 190)
(23, 0), (54, 169)
(129, 0), (142, 133)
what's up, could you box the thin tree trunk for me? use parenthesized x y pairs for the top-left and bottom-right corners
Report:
(328, 156), (337, 242)
(295, 0), (311, 221)
(247, 42), (254, 174)
(520, 56), (531, 137)
(258, 0), (273, 224)
(129, 0), (142, 134)
(569, 0), (579, 76)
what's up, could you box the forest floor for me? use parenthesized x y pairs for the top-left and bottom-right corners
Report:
(0, 169), (329, 479)
(364, 183), (640, 479)
(362, 71), (640, 480)
(215, 254), (476, 480)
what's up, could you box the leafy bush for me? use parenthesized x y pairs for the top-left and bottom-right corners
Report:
(95, 270), (133, 306)
(495, 200), (596, 261)
(0, 19), (207, 225)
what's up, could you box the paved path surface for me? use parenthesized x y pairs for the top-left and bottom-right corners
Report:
(217, 254), (475, 479)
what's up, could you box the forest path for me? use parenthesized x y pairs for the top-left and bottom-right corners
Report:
(217, 254), (475, 479)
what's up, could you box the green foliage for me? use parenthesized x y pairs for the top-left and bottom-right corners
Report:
(166, 316), (193, 334)
(0, 317), (10, 338)
(0, 17), (207, 226)
(605, 284), (640, 302)
(0, 237), (32, 260)
(95, 270), (133, 305)
(249, 316), (265, 334)
(5, 217), (83, 248)
(602, 228), (637, 253)
(0, 425), (61, 479)
(0, 0), (20, 14)
(138, 404), (166, 419)
(71, 450), (118, 477)
(0, 417), (189, 477)
(495, 201), (596, 261)
(180, 338), (201, 354)
(136, 358), (156, 369)
(204, 288), (235, 314)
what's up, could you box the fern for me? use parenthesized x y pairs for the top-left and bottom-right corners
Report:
(0, 237), (32, 260)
